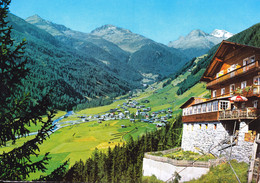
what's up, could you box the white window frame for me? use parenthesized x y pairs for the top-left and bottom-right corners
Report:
(213, 90), (217, 98)
(227, 67), (231, 73)
(197, 105), (201, 114)
(254, 75), (260, 85)
(202, 104), (207, 113)
(221, 88), (225, 95)
(207, 102), (212, 112)
(193, 106), (197, 114)
(230, 84), (235, 94)
(241, 81), (247, 89)
(253, 100), (258, 108)
(189, 107), (192, 115)
(219, 101), (229, 111)
(250, 55), (255, 63)
(243, 58), (249, 72)
(212, 101), (218, 111)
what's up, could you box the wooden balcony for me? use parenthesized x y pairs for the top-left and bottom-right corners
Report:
(218, 108), (259, 120)
(207, 61), (260, 88)
(182, 108), (259, 122)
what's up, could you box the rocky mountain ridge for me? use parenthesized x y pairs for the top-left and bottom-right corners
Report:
(26, 14), (188, 83)
(168, 29), (234, 59)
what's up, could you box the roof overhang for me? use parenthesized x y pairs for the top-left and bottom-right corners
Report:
(200, 40), (260, 82)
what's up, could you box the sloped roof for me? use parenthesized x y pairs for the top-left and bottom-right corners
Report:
(180, 97), (207, 109)
(200, 40), (260, 82)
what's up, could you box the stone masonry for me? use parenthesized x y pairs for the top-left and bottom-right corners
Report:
(181, 121), (254, 163)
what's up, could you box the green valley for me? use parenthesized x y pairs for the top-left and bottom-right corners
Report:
(2, 0), (260, 181)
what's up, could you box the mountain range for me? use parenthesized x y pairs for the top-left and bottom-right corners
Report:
(7, 12), (237, 110)
(26, 15), (188, 83)
(7, 13), (192, 110)
(168, 29), (234, 59)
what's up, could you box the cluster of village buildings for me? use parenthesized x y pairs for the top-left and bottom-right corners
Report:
(77, 99), (173, 127)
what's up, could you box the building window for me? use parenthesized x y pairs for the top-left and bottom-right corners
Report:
(221, 88), (225, 95)
(253, 100), (258, 108)
(193, 106), (197, 114)
(188, 107), (192, 115)
(197, 105), (201, 113)
(212, 101), (218, 111)
(241, 81), (247, 89)
(254, 76), (260, 85)
(250, 55), (255, 63)
(202, 104), (206, 113)
(230, 84), (235, 94)
(216, 70), (224, 78)
(219, 101), (229, 110)
(213, 90), (217, 98)
(183, 109), (186, 116)
(207, 102), (212, 112)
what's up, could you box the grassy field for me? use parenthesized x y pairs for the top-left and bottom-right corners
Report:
(0, 119), (157, 179)
(26, 110), (67, 132)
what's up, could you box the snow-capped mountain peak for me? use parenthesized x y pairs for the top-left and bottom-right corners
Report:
(168, 29), (234, 59)
(210, 29), (234, 39)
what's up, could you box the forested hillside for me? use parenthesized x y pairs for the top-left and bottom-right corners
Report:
(7, 13), (138, 110)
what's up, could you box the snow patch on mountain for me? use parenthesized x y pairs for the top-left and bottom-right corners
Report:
(210, 29), (234, 39)
(168, 29), (234, 59)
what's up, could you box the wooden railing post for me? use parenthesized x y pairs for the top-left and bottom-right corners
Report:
(248, 133), (260, 183)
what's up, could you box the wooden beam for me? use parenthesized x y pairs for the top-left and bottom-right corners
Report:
(215, 57), (223, 62)
(248, 133), (260, 183)
(203, 76), (213, 81)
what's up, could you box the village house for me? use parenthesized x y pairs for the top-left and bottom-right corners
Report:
(180, 41), (260, 163)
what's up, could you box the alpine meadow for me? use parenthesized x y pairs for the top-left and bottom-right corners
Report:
(1, 0), (260, 182)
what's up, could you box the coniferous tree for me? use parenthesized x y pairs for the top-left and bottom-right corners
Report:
(0, 0), (61, 180)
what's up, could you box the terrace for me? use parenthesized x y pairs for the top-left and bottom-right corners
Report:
(219, 108), (259, 120)
(182, 99), (259, 122)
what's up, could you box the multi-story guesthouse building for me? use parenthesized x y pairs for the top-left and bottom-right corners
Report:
(180, 40), (260, 163)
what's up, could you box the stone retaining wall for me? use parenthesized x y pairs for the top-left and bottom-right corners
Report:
(181, 121), (254, 163)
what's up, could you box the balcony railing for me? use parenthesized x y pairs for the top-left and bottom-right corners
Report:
(207, 61), (259, 88)
(219, 108), (258, 120)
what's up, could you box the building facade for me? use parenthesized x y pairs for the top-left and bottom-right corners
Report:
(180, 41), (260, 163)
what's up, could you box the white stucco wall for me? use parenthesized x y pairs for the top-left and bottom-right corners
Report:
(143, 158), (209, 182)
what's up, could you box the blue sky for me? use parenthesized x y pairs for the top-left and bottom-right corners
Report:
(9, 0), (260, 44)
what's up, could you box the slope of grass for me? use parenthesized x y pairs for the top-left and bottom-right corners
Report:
(26, 110), (67, 132)
(187, 160), (248, 183)
(0, 119), (156, 180)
